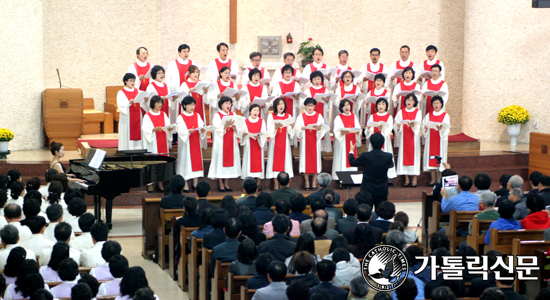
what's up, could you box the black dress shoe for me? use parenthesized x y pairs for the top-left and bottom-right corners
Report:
(183, 189), (191, 193)
(219, 187), (226, 192)
(225, 188), (233, 192)
(427, 182), (436, 187)
(411, 184), (418, 188)
(147, 189), (155, 194)
(388, 182), (394, 186)
(403, 183), (410, 188)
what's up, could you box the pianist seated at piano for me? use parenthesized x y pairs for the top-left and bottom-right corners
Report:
(142, 96), (174, 193)
(50, 142), (86, 183)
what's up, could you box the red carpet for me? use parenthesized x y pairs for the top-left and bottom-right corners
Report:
(449, 133), (479, 142)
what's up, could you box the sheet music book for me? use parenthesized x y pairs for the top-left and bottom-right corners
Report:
(273, 118), (294, 127)
(259, 78), (271, 85)
(192, 82), (214, 95)
(290, 76), (310, 85)
(221, 115), (246, 129)
(161, 124), (176, 133)
(341, 127), (362, 134)
(304, 123), (329, 131)
(399, 120), (421, 127)
(195, 125), (217, 132)
(364, 71), (388, 81)
(350, 174), (363, 185)
(423, 90), (448, 97)
(133, 91), (157, 104)
(426, 122), (451, 131)
(367, 121), (390, 129)
(283, 91), (308, 99)
(341, 93), (366, 102)
(395, 89), (421, 97)
(221, 88), (248, 98)
(84, 149), (107, 171)
(313, 93), (337, 104)
(419, 70), (432, 79)
(365, 95), (388, 104)
(252, 96), (276, 107)
(165, 91), (187, 102)
(317, 67), (338, 77)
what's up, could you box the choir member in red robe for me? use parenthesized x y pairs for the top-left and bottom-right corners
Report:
(388, 45), (418, 88)
(180, 65), (210, 139)
(239, 68), (269, 119)
(241, 104), (267, 187)
(207, 66), (239, 121)
(358, 48), (389, 93)
(127, 46), (151, 91)
(166, 44), (193, 93)
(271, 52), (302, 87)
(332, 99), (361, 181)
(241, 52), (270, 86)
(117, 73), (148, 151)
(146, 65), (177, 120)
(394, 93), (422, 187)
(422, 96), (450, 186)
(421, 45), (445, 81)
(206, 42), (239, 82)
(303, 70), (332, 152)
(266, 98), (295, 189)
(331, 50), (352, 89)
(365, 74), (390, 124)
(302, 47), (331, 86)
(391, 67), (420, 117)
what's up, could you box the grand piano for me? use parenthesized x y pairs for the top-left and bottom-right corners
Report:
(69, 150), (176, 229)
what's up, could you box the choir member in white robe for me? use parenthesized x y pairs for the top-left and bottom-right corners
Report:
(146, 66), (178, 120)
(166, 44), (194, 93)
(265, 98), (295, 189)
(422, 96), (450, 185)
(294, 98), (329, 190)
(179, 65), (210, 149)
(241, 52), (271, 86)
(270, 53), (302, 88)
(420, 45), (445, 82)
(117, 73), (148, 150)
(365, 74), (390, 125)
(387, 46), (418, 89)
(142, 96), (173, 191)
(333, 71), (363, 129)
(357, 48), (390, 92)
(241, 105), (267, 186)
(127, 46), (151, 91)
(330, 50), (353, 90)
(365, 98), (397, 179)
(301, 48), (331, 88)
(238, 68), (270, 119)
(420, 64), (449, 116)
(394, 93), (422, 187)
(176, 96), (207, 191)
(206, 66), (239, 123)
(390, 67), (421, 117)
(208, 96), (243, 192)
(206, 42), (239, 83)
(303, 70), (332, 152)
(271, 65), (302, 122)
(332, 100), (361, 181)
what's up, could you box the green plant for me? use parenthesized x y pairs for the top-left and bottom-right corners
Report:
(297, 38), (322, 61)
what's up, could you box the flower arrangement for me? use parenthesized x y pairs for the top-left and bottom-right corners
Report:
(497, 105), (530, 125)
(297, 38), (322, 61)
(0, 128), (14, 142)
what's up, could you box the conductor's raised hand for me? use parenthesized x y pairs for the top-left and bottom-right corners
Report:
(350, 141), (356, 153)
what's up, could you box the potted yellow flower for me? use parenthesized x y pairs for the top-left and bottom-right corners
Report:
(497, 105), (529, 145)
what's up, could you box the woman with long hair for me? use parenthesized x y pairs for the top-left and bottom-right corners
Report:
(4, 247), (27, 284)
(349, 224), (376, 258)
(40, 242), (70, 282)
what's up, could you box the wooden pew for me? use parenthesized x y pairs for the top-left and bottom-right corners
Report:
(240, 286), (256, 300)
(427, 200), (449, 252)
(421, 192), (440, 249)
(485, 228), (545, 254)
(226, 273), (252, 300)
(157, 208), (185, 269)
(535, 249), (550, 291)
(189, 237), (204, 300)
(444, 210), (480, 254)
(212, 260), (231, 300)
(177, 225), (199, 291)
(200, 248), (213, 300)
(466, 218), (494, 255)
(511, 238), (550, 293)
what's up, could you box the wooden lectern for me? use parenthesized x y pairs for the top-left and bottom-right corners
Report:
(529, 132), (550, 175)
(43, 89), (83, 150)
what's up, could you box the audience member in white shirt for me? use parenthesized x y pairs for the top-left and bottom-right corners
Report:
(98, 255), (129, 296)
(82, 222), (110, 267)
(331, 248), (360, 287)
(7, 181), (25, 208)
(62, 188), (84, 221)
(44, 204), (75, 243)
(40, 181), (67, 215)
(3, 246), (27, 285)
(4, 260), (49, 300)
(49, 258), (80, 298)
(20, 216), (55, 256)
(40, 242), (71, 282)
(21, 191), (50, 222)
(0, 225), (37, 270)
(90, 240), (121, 281)
(65, 198), (87, 233)
(38, 169), (59, 199)
(70, 213), (96, 252)
(3, 204), (33, 243)
(78, 273), (101, 299)
(40, 222), (81, 267)
(115, 267), (159, 300)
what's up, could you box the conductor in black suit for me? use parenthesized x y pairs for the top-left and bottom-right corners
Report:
(348, 132), (394, 209)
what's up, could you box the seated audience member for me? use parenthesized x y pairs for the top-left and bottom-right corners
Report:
(41, 222), (81, 266)
(349, 224), (376, 259)
(441, 176), (479, 213)
(258, 215), (296, 261)
(323, 236), (360, 267)
(0, 191), (7, 226)
(246, 253), (274, 289)
(424, 248), (458, 298)
(286, 251), (320, 287)
(228, 238), (257, 275)
(385, 229), (406, 250)
(468, 250), (500, 297)
(474, 173), (492, 196)
(311, 290), (332, 300)
(394, 278), (419, 300)
(221, 195), (238, 218)
(74, 277), (98, 300)
(344, 204), (383, 244)
(189, 208), (214, 244)
(289, 194), (312, 223)
(307, 210), (339, 240)
(350, 276), (369, 300)
(429, 232), (450, 252)
(40, 242), (70, 282)
(485, 199), (522, 245)
(432, 168), (458, 201)
(332, 248), (360, 287)
(26, 178), (41, 194)
(133, 287), (158, 300)
(70, 213), (96, 252)
(8, 181), (25, 208)
(98, 255), (129, 296)
(508, 187), (528, 220)
(237, 210), (266, 246)
(159, 175), (185, 209)
(310, 260), (348, 300)
(203, 208), (229, 249)
(254, 192), (275, 226)
(335, 199), (358, 234)
(209, 218), (242, 277)
(480, 287), (506, 300)
(301, 199), (336, 233)
(4, 203), (32, 242)
(494, 174), (512, 198)
(5, 260), (47, 300)
(21, 195), (42, 224)
(39, 169), (58, 198)
(535, 288), (550, 300)
(431, 286), (456, 300)
(21, 216), (54, 255)
(271, 172), (300, 201)
(49, 258), (79, 298)
(394, 211), (417, 243)
(286, 280), (311, 300)
(66, 198), (87, 233)
(173, 196), (201, 243)
(311, 218), (333, 258)
(285, 234), (320, 273)
(117, 266), (155, 300)
(496, 174), (524, 205)
(495, 266), (527, 300)
(323, 189), (343, 220)
(0, 225), (36, 270)
(469, 192), (500, 234)
(196, 181), (219, 214)
(527, 171), (543, 196)
(236, 178), (258, 210)
(40, 181), (64, 214)
(90, 240), (122, 281)
(81, 222), (109, 267)
(263, 199), (301, 237)
(4, 247), (27, 284)
(44, 204), (75, 243)
(307, 173), (341, 205)
(521, 194), (550, 229)
(539, 175), (550, 206)
(369, 201), (395, 232)
(62, 188), (83, 221)
(30, 288), (54, 300)
(405, 245), (430, 284)
(251, 261), (289, 300)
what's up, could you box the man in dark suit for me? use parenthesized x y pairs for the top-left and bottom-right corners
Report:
(159, 175), (185, 209)
(253, 192), (275, 226)
(310, 260), (348, 300)
(236, 177), (258, 211)
(343, 204), (383, 244)
(209, 218), (241, 277)
(257, 214), (296, 261)
(468, 250), (500, 297)
(306, 173), (340, 205)
(335, 199), (357, 234)
(174, 196), (201, 246)
(246, 253), (274, 289)
(538, 175), (550, 206)
(203, 209), (229, 249)
(348, 132), (394, 209)
(496, 266), (527, 300)
(196, 181), (218, 215)
(270, 172), (300, 201)
(369, 200), (395, 233)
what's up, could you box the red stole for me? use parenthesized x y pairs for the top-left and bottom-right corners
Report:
(185, 80), (205, 121)
(181, 113), (203, 171)
(279, 81), (297, 115)
(366, 63), (385, 92)
(372, 113), (390, 150)
(247, 84), (263, 102)
(219, 112), (235, 167)
(401, 109), (419, 166)
(398, 82), (417, 111)
(423, 60), (440, 73)
(302, 112), (320, 174)
(175, 59), (193, 85)
(368, 89), (388, 118)
(340, 85), (358, 111)
(272, 113), (290, 172)
(425, 80), (445, 115)
(245, 118), (263, 173)
(309, 63), (327, 72)
(151, 82), (170, 116)
(134, 62), (151, 91)
(339, 113), (357, 168)
(146, 112), (168, 156)
(395, 61), (414, 84)
(428, 112), (446, 167)
(217, 80), (234, 94)
(248, 67), (265, 78)
(215, 58), (232, 72)
(121, 89), (142, 140)
(309, 86), (327, 117)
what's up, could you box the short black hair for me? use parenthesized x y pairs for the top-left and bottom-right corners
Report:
(426, 45), (438, 52)
(433, 247), (451, 267)
(178, 44), (190, 52)
(109, 255), (129, 278)
(90, 221), (109, 242)
(58, 258), (79, 281)
(474, 174), (492, 190)
(242, 177), (258, 194)
(216, 43), (229, 52)
(338, 99), (352, 113)
(329, 236), (349, 253)
(332, 248), (350, 264)
(276, 172), (290, 186)
(355, 191), (373, 206)
(181, 96), (197, 113)
(64, 188), (83, 206)
(458, 176), (473, 191)
(68, 198), (87, 217)
(281, 65), (294, 76)
(316, 259), (336, 282)
(403, 93), (418, 107)
(290, 194), (307, 213)
(136, 46), (148, 56)
(312, 47), (323, 56)
(283, 52), (295, 60)
(149, 95), (164, 110)
(494, 265), (515, 286)
(120, 266), (149, 298)
(431, 96), (444, 108)
(309, 70), (324, 83)
(286, 279), (310, 300)
(29, 289), (53, 300)
(370, 48), (381, 55)
(373, 292), (393, 300)
(370, 132), (385, 150)
(71, 283), (93, 300)
(46, 204), (63, 222)
(184, 196), (198, 214)
(254, 253), (274, 275)
(78, 213), (96, 232)
(272, 214), (291, 234)
(5, 203), (22, 219)
(1, 224), (19, 244)
(375, 98), (389, 112)
(9, 181), (25, 200)
(303, 97), (317, 106)
(101, 240), (122, 262)
(394, 212), (409, 227)
(26, 177), (41, 192)
(499, 174), (512, 187)
(207, 208), (227, 229)
(530, 171), (543, 186)
(430, 64), (442, 72)
(224, 218), (241, 238)
(540, 175), (550, 187)
(498, 199), (516, 219)
(356, 204), (372, 222)
(150, 65), (165, 81)
(310, 198), (326, 212)
(376, 201), (396, 220)
(236, 238), (257, 264)
(267, 261), (287, 282)
(249, 51), (262, 60)
(28, 216), (47, 234)
(134, 287), (156, 300)
(54, 222), (73, 242)
(45, 169), (58, 183)
(343, 198), (357, 216)
(526, 194), (545, 212)
(248, 68), (262, 80)
(402, 66), (416, 81)
(255, 192), (273, 208)
(429, 232), (450, 251)
(311, 218), (327, 237)
(123, 73), (136, 85)
(196, 181), (210, 197)
(78, 273), (99, 298)
(275, 199), (291, 215)
(396, 278), (417, 300)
